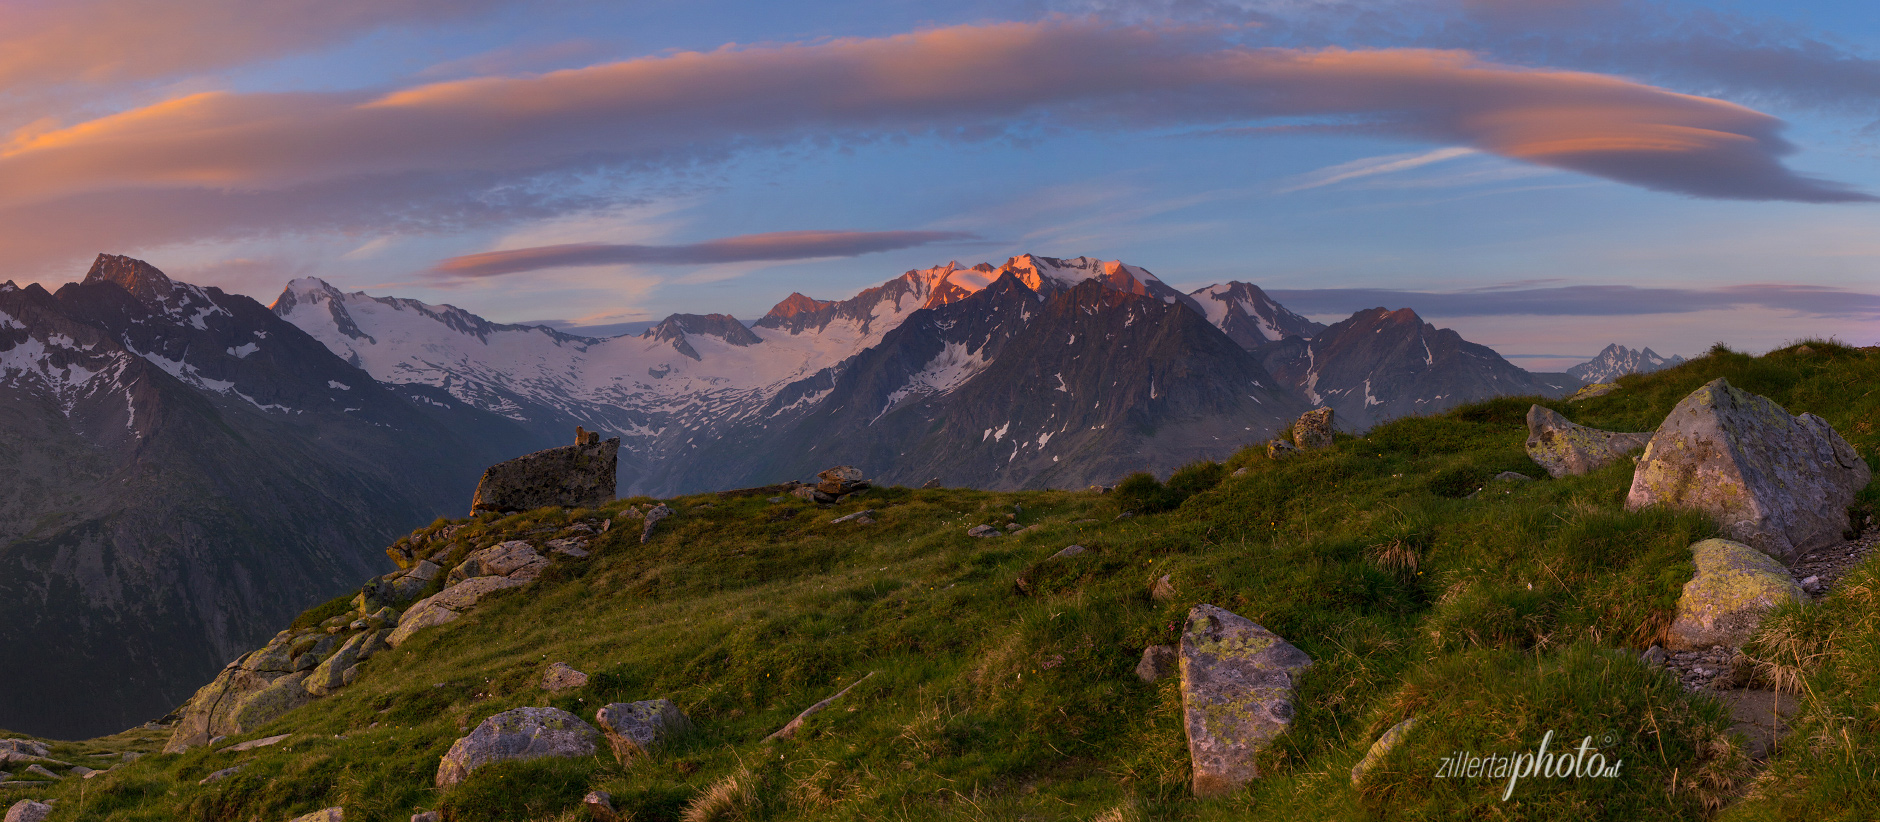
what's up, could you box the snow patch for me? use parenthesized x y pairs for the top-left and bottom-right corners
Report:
(228, 342), (260, 358)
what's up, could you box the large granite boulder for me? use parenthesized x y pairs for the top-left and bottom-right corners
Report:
(436, 707), (600, 788)
(164, 634), (311, 753)
(1667, 539), (1806, 650)
(595, 699), (692, 765)
(1291, 408), (1334, 450)
(1179, 604), (1313, 797)
(4, 801), (53, 822)
(447, 541), (547, 584)
(1627, 378), (1871, 562)
(386, 576), (525, 648)
(1524, 405), (1651, 478)
(470, 431), (619, 515)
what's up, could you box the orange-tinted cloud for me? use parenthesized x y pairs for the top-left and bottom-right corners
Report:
(433, 231), (980, 277)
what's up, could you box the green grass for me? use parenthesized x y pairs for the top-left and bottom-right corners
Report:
(5, 343), (1877, 821)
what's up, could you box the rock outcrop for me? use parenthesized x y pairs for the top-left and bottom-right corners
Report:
(595, 699), (692, 765)
(387, 576), (525, 648)
(435, 707), (601, 788)
(1291, 408), (1334, 450)
(1667, 539), (1807, 651)
(1179, 604), (1313, 798)
(470, 431), (619, 515)
(1524, 405), (1651, 478)
(1627, 378), (1871, 562)
(164, 634), (314, 753)
(447, 542), (547, 585)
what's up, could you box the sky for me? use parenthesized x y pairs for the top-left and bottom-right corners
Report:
(1, 0), (1876, 369)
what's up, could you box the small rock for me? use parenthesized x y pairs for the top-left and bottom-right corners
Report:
(223, 733), (291, 753)
(1266, 438), (1301, 460)
(853, 515), (876, 525)
(411, 813), (441, 822)
(595, 700), (693, 765)
(1641, 645), (1667, 667)
(68, 766), (94, 777)
(1051, 545), (1088, 560)
(287, 809), (344, 822)
(1114, 512), (1134, 520)
(583, 790), (619, 822)
(1231, 467), (1248, 478)
(767, 496), (785, 503)
(640, 504), (674, 543)
(1150, 574), (1177, 601)
(1005, 522), (1024, 531)
(1135, 645), (1177, 682)
(199, 764), (243, 785)
(621, 507), (645, 521)
(829, 510), (876, 524)
(546, 537), (590, 558)
(1667, 539), (1806, 650)
(24, 764), (56, 779)
(1291, 408), (1335, 450)
(1350, 718), (1417, 785)
(543, 662), (590, 693)
(435, 707), (600, 788)
(4, 801), (53, 822)
(1492, 471), (1534, 483)
(966, 525), (1001, 538)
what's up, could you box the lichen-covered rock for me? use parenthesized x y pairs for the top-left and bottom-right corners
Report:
(1350, 717), (1416, 785)
(640, 504), (674, 543)
(1179, 604), (1313, 798)
(386, 576), (525, 648)
(543, 662), (589, 692)
(1136, 645), (1177, 683)
(287, 808), (343, 822)
(4, 800), (53, 822)
(595, 699), (692, 765)
(0, 740), (50, 762)
(966, 524), (1001, 538)
(1524, 405), (1650, 479)
(1266, 438), (1300, 460)
(1667, 539), (1806, 650)
(1627, 378), (1871, 562)
(1291, 408), (1334, 450)
(450, 541), (547, 584)
(163, 633), (306, 753)
(436, 707), (600, 788)
(305, 632), (371, 697)
(469, 432), (619, 515)
(816, 465), (869, 496)
(1568, 383), (1618, 402)
(388, 560), (441, 604)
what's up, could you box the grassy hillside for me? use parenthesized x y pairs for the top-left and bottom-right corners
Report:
(4, 342), (1876, 822)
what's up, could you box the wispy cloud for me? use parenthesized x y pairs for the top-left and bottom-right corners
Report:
(431, 230), (979, 278)
(1279, 146), (1479, 192)
(1268, 283), (1880, 319)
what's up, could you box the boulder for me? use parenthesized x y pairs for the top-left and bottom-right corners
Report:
(1135, 645), (1177, 683)
(966, 525), (1001, 538)
(386, 576), (525, 648)
(1524, 405), (1651, 479)
(1627, 378), (1871, 562)
(288, 809), (344, 822)
(543, 662), (589, 692)
(306, 633), (372, 697)
(594, 699), (693, 765)
(436, 707), (601, 789)
(450, 541), (548, 584)
(0, 740), (49, 762)
(164, 635), (309, 753)
(546, 538), (589, 558)
(1667, 539), (1807, 651)
(470, 430), (619, 515)
(815, 465), (870, 497)
(1051, 545), (1088, 560)
(1179, 604), (1313, 798)
(1350, 717), (1417, 785)
(1150, 574), (1177, 602)
(792, 486), (836, 504)
(4, 801), (52, 822)
(1291, 408), (1335, 450)
(22, 765), (55, 780)
(640, 504), (674, 543)
(1266, 439), (1300, 460)
(388, 561), (442, 604)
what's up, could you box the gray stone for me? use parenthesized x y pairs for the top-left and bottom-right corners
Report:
(1524, 405), (1651, 479)
(1150, 574), (1177, 602)
(1291, 408), (1335, 450)
(1492, 471), (1535, 483)
(287, 809), (343, 822)
(640, 504), (674, 543)
(1135, 645), (1177, 683)
(966, 524), (1001, 538)
(435, 707), (600, 788)
(23, 764), (55, 780)
(546, 537), (589, 557)
(0, 740), (49, 761)
(1667, 539), (1806, 651)
(387, 575), (527, 648)
(452, 541), (547, 583)
(829, 509), (876, 524)
(388, 561), (441, 604)
(306, 632), (372, 697)
(594, 699), (693, 765)
(1627, 378), (1871, 562)
(411, 814), (440, 822)
(470, 431), (619, 515)
(1266, 438), (1300, 460)
(164, 636), (310, 753)
(1231, 467), (1249, 478)
(1350, 718), (1417, 785)
(4, 801), (52, 822)
(1052, 545), (1088, 559)
(792, 485), (836, 503)
(543, 662), (589, 692)
(199, 764), (243, 785)
(1641, 645), (1667, 667)
(583, 790), (619, 822)
(1179, 604), (1313, 798)
(68, 766), (94, 777)
(223, 733), (292, 753)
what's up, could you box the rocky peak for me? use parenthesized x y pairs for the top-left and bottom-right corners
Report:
(759, 293), (839, 323)
(1568, 343), (1685, 383)
(642, 313), (760, 347)
(83, 253), (178, 305)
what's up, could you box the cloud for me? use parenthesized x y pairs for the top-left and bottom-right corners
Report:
(0, 0), (507, 90)
(1278, 146), (1479, 192)
(0, 18), (1869, 274)
(1267, 283), (1880, 320)
(431, 230), (980, 278)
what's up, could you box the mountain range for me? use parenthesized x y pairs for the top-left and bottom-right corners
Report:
(1568, 343), (1687, 384)
(4, 251), (1619, 738)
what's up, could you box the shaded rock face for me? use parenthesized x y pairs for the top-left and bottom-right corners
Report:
(595, 699), (692, 765)
(1524, 405), (1651, 479)
(1291, 408), (1334, 450)
(163, 634), (312, 753)
(1627, 378), (1871, 562)
(1668, 539), (1806, 651)
(470, 433), (620, 515)
(1179, 604), (1313, 798)
(436, 706), (600, 788)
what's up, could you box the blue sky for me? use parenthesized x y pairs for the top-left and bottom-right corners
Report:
(1, 0), (1875, 368)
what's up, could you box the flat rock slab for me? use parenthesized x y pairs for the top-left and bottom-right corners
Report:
(1180, 604), (1313, 797)
(221, 733), (292, 753)
(595, 699), (692, 764)
(1667, 539), (1805, 651)
(471, 436), (619, 514)
(1715, 688), (1799, 761)
(1627, 378), (1871, 563)
(1524, 405), (1650, 478)
(436, 707), (600, 788)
